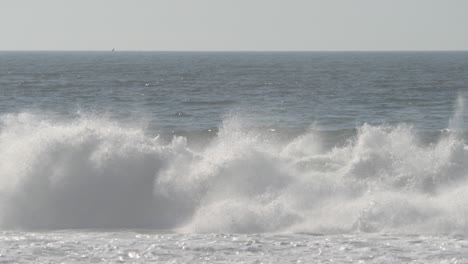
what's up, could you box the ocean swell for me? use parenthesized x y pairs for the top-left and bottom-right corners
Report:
(0, 111), (467, 235)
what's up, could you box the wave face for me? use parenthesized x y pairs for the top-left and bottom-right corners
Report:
(0, 110), (467, 235)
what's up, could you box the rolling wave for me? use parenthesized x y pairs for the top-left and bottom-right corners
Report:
(0, 99), (467, 235)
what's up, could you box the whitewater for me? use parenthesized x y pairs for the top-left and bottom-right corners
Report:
(1, 51), (468, 263)
(0, 102), (467, 262)
(0, 103), (464, 232)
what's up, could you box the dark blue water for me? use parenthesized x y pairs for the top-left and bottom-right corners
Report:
(1, 51), (466, 134)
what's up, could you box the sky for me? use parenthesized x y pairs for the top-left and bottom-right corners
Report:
(1, 0), (467, 51)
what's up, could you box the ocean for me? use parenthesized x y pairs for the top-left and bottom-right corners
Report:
(0, 51), (467, 263)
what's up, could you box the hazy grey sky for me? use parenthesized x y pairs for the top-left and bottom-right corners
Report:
(1, 0), (467, 51)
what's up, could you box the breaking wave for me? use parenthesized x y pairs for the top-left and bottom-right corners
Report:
(0, 98), (467, 235)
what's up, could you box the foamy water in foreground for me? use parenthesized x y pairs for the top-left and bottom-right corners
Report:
(1, 231), (467, 263)
(1, 52), (468, 262)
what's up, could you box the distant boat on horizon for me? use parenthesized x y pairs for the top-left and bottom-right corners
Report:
(112, 48), (115, 52)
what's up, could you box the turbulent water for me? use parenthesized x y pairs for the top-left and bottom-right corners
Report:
(0, 51), (468, 263)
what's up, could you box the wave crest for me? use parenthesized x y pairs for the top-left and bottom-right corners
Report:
(0, 113), (467, 235)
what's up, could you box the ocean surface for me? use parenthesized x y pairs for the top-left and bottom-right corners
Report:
(0, 51), (468, 263)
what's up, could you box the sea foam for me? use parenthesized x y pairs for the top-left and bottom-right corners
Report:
(0, 98), (467, 235)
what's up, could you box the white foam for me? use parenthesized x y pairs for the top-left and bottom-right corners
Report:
(0, 96), (467, 235)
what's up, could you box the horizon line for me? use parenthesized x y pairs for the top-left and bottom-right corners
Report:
(1, 49), (468, 53)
